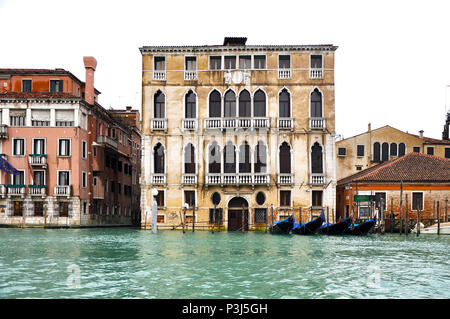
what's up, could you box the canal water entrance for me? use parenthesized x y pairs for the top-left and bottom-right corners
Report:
(227, 197), (248, 231)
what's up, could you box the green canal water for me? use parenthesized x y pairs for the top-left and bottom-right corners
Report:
(0, 228), (448, 299)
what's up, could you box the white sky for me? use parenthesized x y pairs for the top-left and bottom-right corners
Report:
(1, 0), (449, 140)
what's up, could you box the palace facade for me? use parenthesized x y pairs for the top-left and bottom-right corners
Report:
(140, 37), (338, 230)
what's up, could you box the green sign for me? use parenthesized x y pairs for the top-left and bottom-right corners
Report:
(354, 195), (370, 202)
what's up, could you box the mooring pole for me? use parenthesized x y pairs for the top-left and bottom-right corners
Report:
(212, 204), (216, 234)
(416, 198), (421, 237)
(399, 181), (403, 235)
(241, 205), (245, 233)
(192, 203), (195, 233)
(182, 206), (186, 233)
(271, 204), (274, 233)
(437, 201), (440, 235)
(299, 207), (302, 226)
(390, 198), (394, 233)
(446, 198), (448, 222)
(405, 194), (409, 235)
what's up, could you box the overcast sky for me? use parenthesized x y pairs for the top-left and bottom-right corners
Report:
(1, 0), (449, 140)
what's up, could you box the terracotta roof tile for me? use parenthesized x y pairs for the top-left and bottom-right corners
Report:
(0, 92), (81, 100)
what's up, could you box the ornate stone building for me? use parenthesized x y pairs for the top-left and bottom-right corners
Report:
(139, 37), (338, 230)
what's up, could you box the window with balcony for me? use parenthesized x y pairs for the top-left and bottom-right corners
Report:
(254, 55), (266, 69)
(399, 143), (406, 156)
(224, 90), (236, 117)
(58, 139), (71, 156)
(55, 109), (74, 127)
(254, 141), (267, 173)
(31, 109), (50, 126)
(239, 142), (251, 173)
(373, 142), (381, 162)
(310, 55), (323, 78)
(390, 143), (398, 156)
(209, 90), (221, 117)
(210, 56), (221, 70)
(224, 142), (236, 173)
(13, 138), (25, 156)
(239, 56), (251, 69)
(22, 80), (32, 92)
(279, 89), (291, 118)
(254, 89), (266, 117)
(208, 142), (221, 173)
(155, 57), (165, 70)
(279, 55), (290, 69)
(10, 110), (26, 126)
(310, 88), (322, 118)
(279, 142), (291, 173)
(154, 143), (165, 174)
(50, 80), (63, 93)
(280, 190), (291, 207)
(238, 90), (251, 117)
(58, 171), (70, 186)
(185, 90), (196, 118)
(311, 142), (323, 174)
(33, 138), (45, 155)
(33, 171), (45, 186)
(154, 90), (165, 118)
(184, 143), (195, 174)
(224, 56), (236, 70)
(185, 56), (197, 80)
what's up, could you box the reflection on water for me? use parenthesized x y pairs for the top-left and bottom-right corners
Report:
(0, 228), (448, 298)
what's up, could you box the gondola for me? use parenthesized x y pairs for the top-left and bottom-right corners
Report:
(292, 211), (325, 235)
(344, 219), (375, 235)
(271, 215), (294, 234)
(317, 217), (352, 235)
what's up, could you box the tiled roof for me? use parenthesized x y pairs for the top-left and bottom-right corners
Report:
(0, 92), (81, 100)
(0, 68), (70, 74)
(338, 152), (450, 185)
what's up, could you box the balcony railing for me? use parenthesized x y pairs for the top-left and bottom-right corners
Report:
(277, 118), (294, 130)
(184, 71), (197, 81)
(182, 174), (197, 185)
(309, 117), (326, 130)
(0, 124), (8, 138)
(310, 174), (325, 185)
(205, 117), (270, 130)
(54, 185), (71, 196)
(153, 70), (166, 81)
(182, 118), (198, 131)
(0, 184), (7, 196)
(7, 185), (26, 196)
(151, 174), (166, 185)
(96, 135), (118, 149)
(205, 173), (270, 185)
(278, 68), (291, 79)
(28, 185), (46, 196)
(310, 68), (323, 79)
(278, 173), (293, 185)
(252, 117), (270, 129)
(150, 118), (167, 132)
(29, 154), (47, 165)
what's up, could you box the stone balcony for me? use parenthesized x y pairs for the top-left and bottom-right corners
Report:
(153, 70), (166, 81)
(150, 118), (167, 132)
(0, 124), (8, 139)
(0, 184), (7, 197)
(204, 117), (270, 130)
(278, 173), (294, 185)
(182, 174), (197, 185)
(151, 174), (166, 185)
(310, 173), (325, 185)
(182, 118), (198, 131)
(310, 68), (323, 79)
(7, 185), (25, 197)
(278, 68), (291, 79)
(309, 117), (326, 130)
(28, 185), (46, 196)
(29, 154), (47, 166)
(96, 135), (118, 149)
(205, 173), (270, 186)
(184, 71), (197, 81)
(277, 118), (294, 130)
(54, 185), (71, 197)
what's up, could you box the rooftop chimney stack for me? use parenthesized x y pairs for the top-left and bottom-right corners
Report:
(419, 130), (424, 138)
(83, 56), (97, 105)
(368, 123), (371, 132)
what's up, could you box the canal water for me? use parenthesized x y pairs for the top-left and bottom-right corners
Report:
(0, 228), (448, 299)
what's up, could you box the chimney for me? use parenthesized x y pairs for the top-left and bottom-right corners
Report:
(368, 123), (371, 132)
(419, 130), (424, 139)
(126, 106), (132, 112)
(83, 56), (97, 105)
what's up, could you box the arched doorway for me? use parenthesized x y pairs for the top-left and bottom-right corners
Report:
(227, 197), (249, 231)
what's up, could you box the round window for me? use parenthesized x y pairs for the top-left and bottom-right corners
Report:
(256, 192), (266, 205)
(211, 192), (221, 205)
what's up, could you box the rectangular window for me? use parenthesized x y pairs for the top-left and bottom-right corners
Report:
(239, 56), (251, 69)
(118, 161), (122, 172)
(31, 110), (50, 127)
(445, 148), (450, 159)
(10, 110), (26, 126)
(82, 172), (87, 188)
(412, 192), (423, 211)
(280, 190), (291, 207)
(312, 190), (323, 207)
(356, 166), (362, 171)
(184, 190), (195, 207)
(254, 55), (266, 69)
(154, 57), (165, 70)
(426, 147), (434, 155)
(359, 206), (370, 218)
(279, 55), (290, 69)
(185, 57), (197, 71)
(34, 202), (44, 216)
(155, 190), (164, 207)
(22, 80), (32, 92)
(13, 201), (24, 216)
(13, 138), (25, 156)
(58, 139), (71, 156)
(210, 56), (221, 70)
(311, 55), (323, 68)
(59, 202), (69, 217)
(254, 208), (267, 224)
(58, 171), (70, 186)
(50, 80), (63, 93)
(82, 141), (87, 159)
(93, 146), (97, 157)
(357, 145), (365, 157)
(224, 56), (236, 70)
(338, 147), (346, 156)
(55, 109), (74, 126)
(118, 183), (121, 194)
(34, 170), (45, 186)
(209, 208), (223, 223)
(12, 171), (25, 185)
(413, 146), (421, 153)
(111, 181), (115, 193)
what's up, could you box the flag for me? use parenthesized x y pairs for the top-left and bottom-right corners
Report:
(0, 156), (19, 175)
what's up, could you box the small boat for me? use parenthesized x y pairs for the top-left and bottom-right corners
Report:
(344, 219), (375, 235)
(271, 215), (294, 234)
(421, 222), (450, 235)
(293, 211), (325, 235)
(318, 217), (352, 235)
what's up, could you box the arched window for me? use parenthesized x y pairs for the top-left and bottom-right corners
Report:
(184, 143), (195, 174)
(209, 90), (221, 117)
(399, 143), (406, 157)
(254, 141), (267, 173)
(279, 142), (291, 173)
(185, 90), (196, 118)
(224, 142), (236, 173)
(254, 89), (266, 117)
(208, 142), (221, 173)
(311, 142), (323, 174)
(373, 142), (381, 162)
(239, 141), (251, 173)
(154, 91), (165, 118)
(239, 90), (251, 117)
(382, 142), (389, 161)
(224, 90), (236, 117)
(279, 89), (290, 118)
(390, 143), (398, 156)
(310, 88), (322, 118)
(154, 143), (164, 173)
